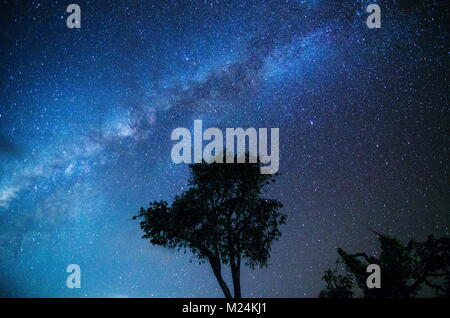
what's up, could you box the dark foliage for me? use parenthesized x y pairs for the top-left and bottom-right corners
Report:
(134, 153), (286, 298)
(319, 233), (450, 298)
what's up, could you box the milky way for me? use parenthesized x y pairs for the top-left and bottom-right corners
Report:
(0, 1), (448, 297)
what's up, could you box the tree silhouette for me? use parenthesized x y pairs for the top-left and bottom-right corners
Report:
(133, 153), (286, 298)
(319, 232), (450, 298)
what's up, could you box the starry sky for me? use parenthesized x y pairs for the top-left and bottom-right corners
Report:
(0, 0), (448, 297)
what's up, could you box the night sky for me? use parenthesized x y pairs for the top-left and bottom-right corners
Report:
(0, 0), (448, 297)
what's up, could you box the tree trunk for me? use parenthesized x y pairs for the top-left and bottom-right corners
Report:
(231, 256), (241, 298)
(209, 256), (233, 298)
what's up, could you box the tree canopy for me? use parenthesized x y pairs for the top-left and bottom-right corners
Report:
(134, 153), (286, 298)
(319, 233), (450, 298)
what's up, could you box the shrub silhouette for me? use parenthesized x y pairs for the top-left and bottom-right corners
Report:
(319, 232), (450, 298)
